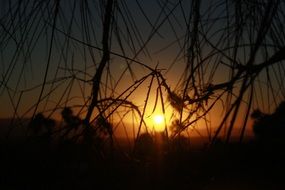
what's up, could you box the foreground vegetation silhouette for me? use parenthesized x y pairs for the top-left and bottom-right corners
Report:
(1, 0), (285, 189)
(251, 101), (285, 143)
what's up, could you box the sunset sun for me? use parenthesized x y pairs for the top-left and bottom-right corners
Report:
(152, 114), (165, 132)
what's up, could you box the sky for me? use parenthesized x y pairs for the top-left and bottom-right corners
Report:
(1, 0), (285, 139)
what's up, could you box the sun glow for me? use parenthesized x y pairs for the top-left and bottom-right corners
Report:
(152, 114), (165, 132)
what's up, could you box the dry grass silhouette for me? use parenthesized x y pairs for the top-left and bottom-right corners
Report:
(1, 1), (285, 189)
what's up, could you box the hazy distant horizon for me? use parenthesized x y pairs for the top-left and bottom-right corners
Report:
(0, 117), (254, 144)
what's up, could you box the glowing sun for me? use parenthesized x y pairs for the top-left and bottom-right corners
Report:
(152, 114), (165, 131)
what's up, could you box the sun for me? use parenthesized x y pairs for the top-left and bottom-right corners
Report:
(152, 114), (165, 131)
(153, 115), (164, 125)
